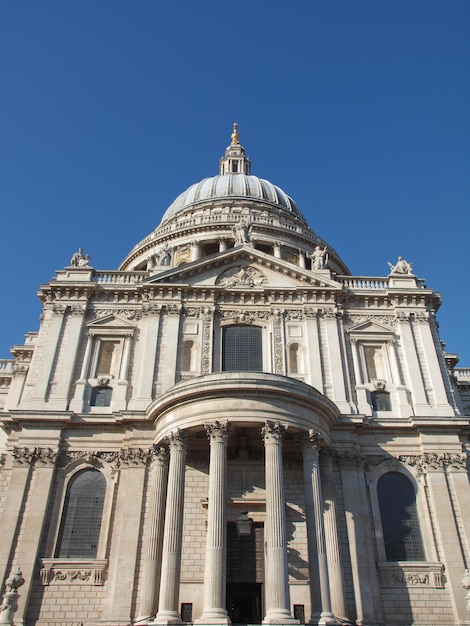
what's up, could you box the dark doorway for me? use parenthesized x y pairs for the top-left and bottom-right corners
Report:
(226, 522), (264, 624)
(227, 582), (262, 624)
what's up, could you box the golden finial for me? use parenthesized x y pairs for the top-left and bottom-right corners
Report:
(231, 122), (240, 145)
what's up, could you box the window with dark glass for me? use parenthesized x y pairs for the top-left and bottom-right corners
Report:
(55, 469), (106, 558)
(90, 386), (113, 407)
(377, 472), (425, 561)
(371, 391), (391, 411)
(222, 325), (263, 372)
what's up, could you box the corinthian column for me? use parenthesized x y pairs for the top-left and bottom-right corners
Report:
(302, 432), (337, 625)
(137, 447), (169, 623)
(196, 421), (230, 624)
(262, 421), (297, 624)
(154, 430), (187, 625)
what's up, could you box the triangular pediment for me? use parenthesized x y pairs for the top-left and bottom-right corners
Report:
(144, 246), (343, 290)
(87, 314), (135, 329)
(348, 319), (396, 336)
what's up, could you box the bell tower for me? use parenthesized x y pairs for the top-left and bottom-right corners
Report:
(219, 122), (251, 175)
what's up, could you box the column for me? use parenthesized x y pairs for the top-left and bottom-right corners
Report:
(273, 241), (282, 259)
(154, 430), (187, 625)
(321, 450), (348, 622)
(197, 421), (230, 624)
(115, 333), (133, 409)
(301, 432), (336, 625)
(262, 421), (297, 624)
(218, 238), (228, 252)
(298, 251), (306, 269)
(137, 448), (169, 623)
(160, 308), (181, 393)
(191, 240), (201, 262)
(69, 334), (94, 412)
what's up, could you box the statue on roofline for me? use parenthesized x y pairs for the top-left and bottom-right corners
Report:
(70, 248), (91, 267)
(307, 245), (328, 270)
(388, 256), (413, 275)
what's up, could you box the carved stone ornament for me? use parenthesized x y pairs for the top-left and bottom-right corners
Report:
(58, 449), (154, 470)
(218, 310), (269, 324)
(0, 567), (24, 623)
(262, 420), (288, 444)
(97, 376), (110, 386)
(272, 313), (283, 375)
(86, 308), (141, 321)
(202, 309), (213, 375)
(13, 447), (58, 467)
(346, 314), (397, 329)
(378, 562), (443, 589)
(166, 428), (188, 451)
(397, 452), (468, 474)
(205, 420), (231, 443)
(41, 560), (106, 586)
(217, 265), (266, 288)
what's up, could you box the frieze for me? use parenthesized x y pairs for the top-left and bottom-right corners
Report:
(13, 365), (29, 376)
(119, 448), (151, 466)
(165, 304), (182, 317)
(13, 447), (58, 466)
(397, 452), (467, 473)
(378, 562), (444, 589)
(218, 310), (270, 324)
(41, 560), (106, 586)
(58, 449), (155, 470)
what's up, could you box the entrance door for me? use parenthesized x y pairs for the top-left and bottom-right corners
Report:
(226, 523), (264, 624)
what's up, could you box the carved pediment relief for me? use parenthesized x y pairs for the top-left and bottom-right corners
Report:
(216, 265), (267, 288)
(347, 318), (396, 341)
(86, 313), (136, 329)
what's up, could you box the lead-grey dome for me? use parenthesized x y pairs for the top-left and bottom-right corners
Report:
(161, 174), (307, 225)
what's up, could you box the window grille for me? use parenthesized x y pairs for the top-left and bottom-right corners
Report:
(55, 469), (106, 558)
(181, 603), (193, 622)
(377, 472), (425, 561)
(294, 605), (305, 623)
(222, 326), (263, 372)
(90, 386), (113, 407)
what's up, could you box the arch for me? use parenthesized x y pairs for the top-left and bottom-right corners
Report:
(55, 468), (106, 559)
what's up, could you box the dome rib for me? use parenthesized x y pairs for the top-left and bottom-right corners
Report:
(161, 174), (307, 224)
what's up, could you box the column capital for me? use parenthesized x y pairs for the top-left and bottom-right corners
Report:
(262, 420), (287, 444)
(166, 428), (187, 451)
(204, 420), (230, 443)
(151, 445), (169, 465)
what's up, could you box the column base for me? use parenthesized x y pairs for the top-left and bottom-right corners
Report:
(195, 612), (231, 625)
(151, 610), (182, 625)
(316, 611), (344, 625)
(263, 609), (299, 624)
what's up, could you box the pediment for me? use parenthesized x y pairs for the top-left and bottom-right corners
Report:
(87, 314), (135, 329)
(348, 319), (396, 337)
(144, 246), (344, 290)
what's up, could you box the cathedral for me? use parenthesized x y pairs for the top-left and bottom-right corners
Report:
(0, 126), (469, 626)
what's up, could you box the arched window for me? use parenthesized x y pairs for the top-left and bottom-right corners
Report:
(222, 325), (263, 372)
(182, 340), (194, 371)
(55, 469), (106, 559)
(288, 343), (303, 374)
(377, 472), (425, 561)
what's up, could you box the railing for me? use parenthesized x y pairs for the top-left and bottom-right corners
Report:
(338, 276), (389, 289)
(454, 368), (470, 382)
(93, 271), (148, 284)
(0, 360), (13, 373)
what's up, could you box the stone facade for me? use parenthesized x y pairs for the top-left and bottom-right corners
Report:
(0, 127), (469, 626)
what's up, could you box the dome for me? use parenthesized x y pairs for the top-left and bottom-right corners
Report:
(161, 174), (308, 225)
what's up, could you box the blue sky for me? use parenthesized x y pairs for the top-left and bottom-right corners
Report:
(1, 1), (469, 365)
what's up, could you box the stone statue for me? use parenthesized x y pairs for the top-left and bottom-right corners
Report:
(70, 248), (91, 267)
(307, 245), (328, 270)
(388, 256), (413, 275)
(157, 243), (171, 266)
(233, 215), (251, 245)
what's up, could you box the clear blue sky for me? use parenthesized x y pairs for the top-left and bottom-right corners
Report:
(1, 1), (469, 365)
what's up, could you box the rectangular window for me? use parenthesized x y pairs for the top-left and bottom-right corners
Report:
(95, 340), (120, 376)
(222, 326), (263, 372)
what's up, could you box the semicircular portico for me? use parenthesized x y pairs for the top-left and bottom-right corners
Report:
(148, 371), (340, 443)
